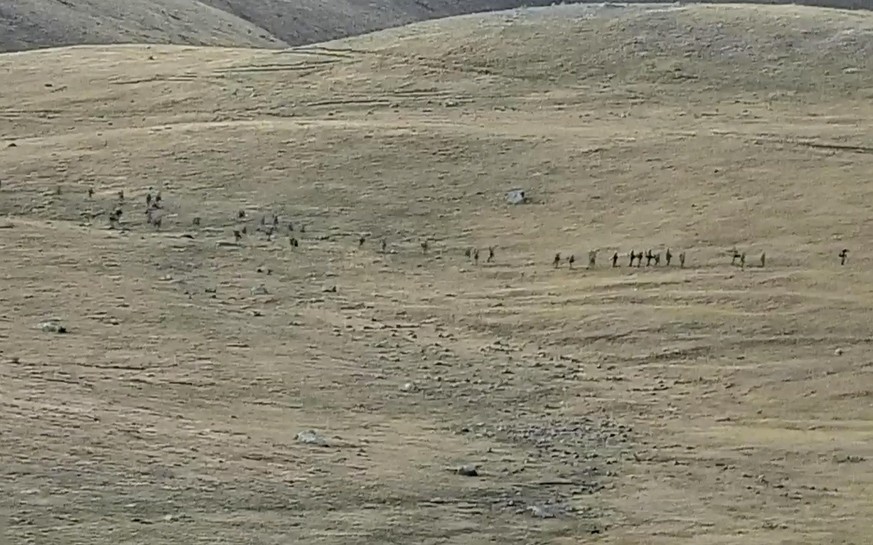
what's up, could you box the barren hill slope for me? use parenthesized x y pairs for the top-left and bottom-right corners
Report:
(1, 0), (580, 53)
(196, 0), (583, 50)
(3, 4), (873, 544)
(0, 0), (285, 52)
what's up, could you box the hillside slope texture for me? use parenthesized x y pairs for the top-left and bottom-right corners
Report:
(6, 0), (873, 53)
(2, 4), (873, 544)
(0, 0), (576, 52)
(0, 0), (284, 52)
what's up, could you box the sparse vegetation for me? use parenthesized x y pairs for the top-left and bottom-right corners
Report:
(2, 4), (873, 545)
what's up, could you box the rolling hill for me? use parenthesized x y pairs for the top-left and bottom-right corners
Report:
(2, 3), (873, 544)
(0, 0), (583, 53)
(6, 0), (873, 53)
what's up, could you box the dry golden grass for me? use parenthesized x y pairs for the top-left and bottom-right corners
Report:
(2, 4), (873, 544)
(0, 0), (284, 52)
(0, 0), (574, 53)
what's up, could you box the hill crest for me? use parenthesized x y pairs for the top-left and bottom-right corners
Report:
(5, 0), (873, 53)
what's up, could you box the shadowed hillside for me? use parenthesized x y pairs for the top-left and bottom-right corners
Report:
(5, 0), (873, 53)
(0, 0), (285, 52)
(0, 0), (575, 53)
(2, 4), (873, 544)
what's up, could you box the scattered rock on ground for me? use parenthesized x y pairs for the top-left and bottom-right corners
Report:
(295, 429), (330, 446)
(526, 502), (572, 519)
(456, 464), (479, 477)
(39, 320), (67, 334)
(250, 284), (269, 296)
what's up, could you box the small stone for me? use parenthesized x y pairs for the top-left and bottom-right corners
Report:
(528, 505), (556, 518)
(296, 430), (329, 446)
(39, 321), (67, 334)
(250, 285), (269, 296)
(834, 348), (843, 356)
(457, 464), (479, 477)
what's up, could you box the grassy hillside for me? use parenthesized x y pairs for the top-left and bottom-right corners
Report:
(196, 0), (578, 48)
(0, 0), (285, 52)
(2, 4), (873, 544)
(0, 0), (579, 53)
(5, 0), (873, 53)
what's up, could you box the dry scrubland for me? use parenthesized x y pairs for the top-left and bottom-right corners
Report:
(3, 3), (873, 544)
(0, 0), (570, 53)
(6, 0), (873, 54)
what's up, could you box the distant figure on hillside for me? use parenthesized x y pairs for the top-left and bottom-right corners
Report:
(381, 239), (387, 253)
(553, 253), (561, 268)
(612, 252), (619, 268)
(839, 248), (849, 265)
(760, 252), (766, 268)
(359, 235), (366, 248)
(679, 251), (686, 268)
(473, 249), (480, 264)
(731, 248), (742, 267)
(665, 248), (673, 266)
(628, 251), (636, 267)
(588, 250), (597, 269)
(421, 240), (429, 254)
(568, 254), (575, 269)
(487, 246), (494, 263)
